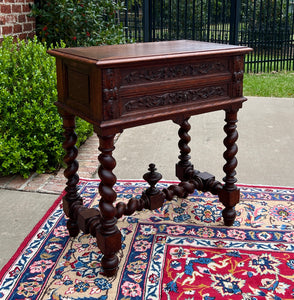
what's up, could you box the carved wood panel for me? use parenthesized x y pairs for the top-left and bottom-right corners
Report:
(122, 85), (228, 114)
(121, 60), (228, 85)
(102, 68), (121, 120)
(231, 55), (244, 97)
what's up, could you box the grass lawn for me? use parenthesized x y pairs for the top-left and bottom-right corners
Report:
(243, 71), (294, 98)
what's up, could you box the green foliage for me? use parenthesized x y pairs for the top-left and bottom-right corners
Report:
(30, 0), (126, 47)
(126, 0), (142, 10)
(0, 36), (93, 178)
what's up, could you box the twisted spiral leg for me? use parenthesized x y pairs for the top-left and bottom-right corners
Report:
(115, 196), (149, 219)
(218, 109), (240, 226)
(163, 181), (196, 200)
(174, 118), (194, 181)
(59, 110), (82, 237)
(96, 134), (121, 277)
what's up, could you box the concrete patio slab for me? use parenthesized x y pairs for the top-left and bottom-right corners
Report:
(113, 97), (294, 187)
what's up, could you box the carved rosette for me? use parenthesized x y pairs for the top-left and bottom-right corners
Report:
(103, 69), (120, 120)
(232, 56), (244, 97)
(124, 86), (226, 113)
(123, 61), (227, 84)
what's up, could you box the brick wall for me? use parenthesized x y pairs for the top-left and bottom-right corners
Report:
(0, 0), (35, 42)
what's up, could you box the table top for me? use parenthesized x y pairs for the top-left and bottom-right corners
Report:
(48, 40), (252, 66)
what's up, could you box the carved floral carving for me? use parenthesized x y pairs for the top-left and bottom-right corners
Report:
(123, 62), (227, 84)
(232, 56), (244, 97)
(103, 69), (120, 119)
(124, 86), (226, 112)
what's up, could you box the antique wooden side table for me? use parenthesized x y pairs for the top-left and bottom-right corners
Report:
(48, 40), (252, 276)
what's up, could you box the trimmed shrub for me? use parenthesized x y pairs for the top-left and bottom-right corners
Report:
(0, 36), (93, 178)
(30, 0), (126, 47)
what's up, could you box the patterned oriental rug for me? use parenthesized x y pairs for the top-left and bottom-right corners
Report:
(1, 180), (294, 300)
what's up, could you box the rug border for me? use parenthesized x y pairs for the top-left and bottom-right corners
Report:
(1, 179), (293, 279)
(0, 191), (66, 279)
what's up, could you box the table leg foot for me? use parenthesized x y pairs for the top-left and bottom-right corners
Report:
(101, 255), (119, 277)
(96, 229), (121, 277)
(222, 207), (237, 226)
(218, 188), (240, 226)
(66, 219), (80, 237)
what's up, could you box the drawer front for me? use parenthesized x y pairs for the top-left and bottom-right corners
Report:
(122, 85), (229, 115)
(121, 59), (229, 85)
(102, 58), (232, 120)
(101, 55), (244, 124)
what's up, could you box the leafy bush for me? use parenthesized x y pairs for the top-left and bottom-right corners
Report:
(30, 0), (126, 47)
(0, 36), (93, 178)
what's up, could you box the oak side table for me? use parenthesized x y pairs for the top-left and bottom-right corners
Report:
(48, 40), (252, 276)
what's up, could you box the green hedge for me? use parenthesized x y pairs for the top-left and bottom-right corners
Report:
(0, 36), (93, 178)
(30, 0), (126, 47)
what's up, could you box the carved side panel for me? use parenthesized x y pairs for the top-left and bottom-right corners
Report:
(102, 69), (121, 120)
(123, 86), (227, 114)
(64, 64), (91, 116)
(67, 69), (90, 106)
(122, 60), (228, 85)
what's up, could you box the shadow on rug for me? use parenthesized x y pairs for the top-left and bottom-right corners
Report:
(1, 180), (294, 300)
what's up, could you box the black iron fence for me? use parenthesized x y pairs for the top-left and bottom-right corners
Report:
(121, 0), (294, 72)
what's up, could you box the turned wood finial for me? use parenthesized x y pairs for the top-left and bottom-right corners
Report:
(143, 163), (162, 195)
(142, 163), (165, 210)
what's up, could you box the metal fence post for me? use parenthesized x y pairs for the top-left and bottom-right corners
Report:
(229, 0), (241, 45)
(143, 0), (151, 42)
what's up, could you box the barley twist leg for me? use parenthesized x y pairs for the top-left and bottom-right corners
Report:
(218, 109), (240, 226)
(96, 133), (121, 277)
(59, 109), (82, 237)
(174, 117), (194, 181)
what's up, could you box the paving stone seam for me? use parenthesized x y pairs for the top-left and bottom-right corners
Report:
(0, 133), (120, 194)
(18, 173), (39, 190)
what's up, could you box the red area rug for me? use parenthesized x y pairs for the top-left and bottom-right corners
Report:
(1, 180), (294, 299)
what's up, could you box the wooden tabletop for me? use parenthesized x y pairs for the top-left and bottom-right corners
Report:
(48, 40), (252, 66)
